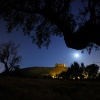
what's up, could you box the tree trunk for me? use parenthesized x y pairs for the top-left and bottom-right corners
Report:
(4, 62), (9, 74)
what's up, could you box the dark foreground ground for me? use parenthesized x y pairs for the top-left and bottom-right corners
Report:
(0, 76), (100, 100)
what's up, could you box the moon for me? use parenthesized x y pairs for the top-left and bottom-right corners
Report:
(74, 53), (80, 58)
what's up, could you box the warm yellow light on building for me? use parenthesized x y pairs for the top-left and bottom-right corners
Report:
(49, 63), (68, 78)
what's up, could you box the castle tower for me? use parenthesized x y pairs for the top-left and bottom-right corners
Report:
(55, 63), (66, 67)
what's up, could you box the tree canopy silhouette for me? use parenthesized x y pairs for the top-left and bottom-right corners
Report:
(86, 64), (99, 79)
(0, 0), (100, 50)
(59, 62), (85, 80)
(0, 41), (22, 74)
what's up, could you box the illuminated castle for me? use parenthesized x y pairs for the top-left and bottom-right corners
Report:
(55, 63), (66, 67)
(49, 63), (68, 78)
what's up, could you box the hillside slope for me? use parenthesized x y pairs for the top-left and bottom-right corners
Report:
(19, 66), (68, 78)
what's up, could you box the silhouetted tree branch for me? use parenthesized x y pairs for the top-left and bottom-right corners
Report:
(0, 0), (100, 51)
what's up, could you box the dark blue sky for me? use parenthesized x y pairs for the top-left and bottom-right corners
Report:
(0, 19), (100, 73)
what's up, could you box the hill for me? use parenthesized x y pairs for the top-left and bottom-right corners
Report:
(18, 66), (68, 78)
(19, 67), (53, 78)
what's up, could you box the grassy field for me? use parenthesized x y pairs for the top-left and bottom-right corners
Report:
(0, 76), (100, 100)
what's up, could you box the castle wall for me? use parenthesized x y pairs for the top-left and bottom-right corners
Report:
(55, 63), (66, 67)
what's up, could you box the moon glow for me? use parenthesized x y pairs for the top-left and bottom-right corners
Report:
(74, 53), (80, 58)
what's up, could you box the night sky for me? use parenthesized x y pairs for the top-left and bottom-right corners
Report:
(0, 1), (100, 73)
(0, 19), (100, 73)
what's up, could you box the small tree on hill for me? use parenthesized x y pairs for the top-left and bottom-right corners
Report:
(86, 64), (99, 79)
(70, 62), (84, 79)
(0, 41), (22, 74)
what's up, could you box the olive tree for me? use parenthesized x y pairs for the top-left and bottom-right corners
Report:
(86, 64), (99, 79)
(0, 0), (100, 51)
(0, 41), (22, 74)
